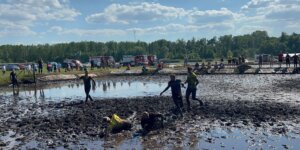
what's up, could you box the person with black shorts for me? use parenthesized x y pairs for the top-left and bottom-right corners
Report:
(293, 53), (299, 68)
(286, 53), (291, 68)
(79, 69), (96, 102)
(38, 58), (43, 74)
(160, 74), (185, 115)
(185, 67), (203, 111)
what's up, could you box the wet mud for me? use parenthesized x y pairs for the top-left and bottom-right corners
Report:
(0, 75), (300, 149)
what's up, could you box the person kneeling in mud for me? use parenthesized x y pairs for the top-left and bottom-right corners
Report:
(103, 114), (132, 134)
(141, 111), (164, 132)
(79, 69), (96, 102)
(160, 74), (185, 115)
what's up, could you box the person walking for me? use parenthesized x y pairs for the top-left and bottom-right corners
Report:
(10, 69), (19, 91)
(38, 58), (43, 74)
(79, 69), (96, 102)
(286, 53), (291, 68)
(293, 53), (299, 68)
(241, 55), (245, 64)
(27, 64), (31, 74)
(185, 67), (203, 111)
(2, 65), (6, 75)
(160, 74), (185, 115)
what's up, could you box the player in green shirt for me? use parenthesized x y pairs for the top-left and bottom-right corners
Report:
(185, 67), (203, 111)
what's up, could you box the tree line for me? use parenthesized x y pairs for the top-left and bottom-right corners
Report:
(0, 30), (299, 63)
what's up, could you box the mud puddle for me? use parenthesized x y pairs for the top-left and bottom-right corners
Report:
(0, 76), (169, 101)
(1, 74), (300, 149)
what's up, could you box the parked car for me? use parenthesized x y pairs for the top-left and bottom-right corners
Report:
(7, 64), (20, 71)
(18, 64), (26, 70)
(135, 55), (149, 66)
(63, 59), (83, 70)
(82, 62), (91, 68)
(121, 55), (136, 66)
(89, 56), (115, 67)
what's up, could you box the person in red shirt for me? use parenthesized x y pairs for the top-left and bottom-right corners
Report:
(278, 51), (283, 67)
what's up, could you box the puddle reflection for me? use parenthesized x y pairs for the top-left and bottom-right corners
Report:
(1, 80), (167, 101)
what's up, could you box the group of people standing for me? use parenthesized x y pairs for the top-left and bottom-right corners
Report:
(278, 52), (299, 68)
(227, 55), (246, 67)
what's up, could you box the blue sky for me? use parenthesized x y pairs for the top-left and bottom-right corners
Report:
(0, 0), (299, 45)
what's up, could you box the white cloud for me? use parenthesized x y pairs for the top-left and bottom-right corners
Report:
(49, 26), (63, 33)
(241, 0), (272, 10)
(86, 2), (186, 24)
(264, 3), (300, 21)
(1, 0), (80, 22)
(128, 23), (234, 35)
(188, 8), (240, 24)
(0, 0), (80, 37)
(48, 22), (233, 38)
(239, 0), (300, 35)
(0, 21), (36, 37)
(86, 2), (240, 27)
(48, 26), (126, 36)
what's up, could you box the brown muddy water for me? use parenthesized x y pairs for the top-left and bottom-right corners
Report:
(0, 74), (300, 149)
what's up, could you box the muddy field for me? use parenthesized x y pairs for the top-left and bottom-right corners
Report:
(0, 74), (300, 149)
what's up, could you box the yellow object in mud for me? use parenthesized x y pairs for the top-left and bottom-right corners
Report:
(108, 114), (124, 130)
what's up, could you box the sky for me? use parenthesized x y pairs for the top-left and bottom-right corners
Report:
(0, 0), (299, 45)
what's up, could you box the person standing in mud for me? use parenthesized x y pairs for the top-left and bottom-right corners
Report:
(185, 67), (203, 111)
(10, 69), (19, 91)
(238, 55), (242, 65)
(160, 74), (185, 115)
(241, 55), (245, 64)
(2, 65), (6, 75)
(292, 53), (299, 68)
(79, 69), (96, 102)
(194, 62), (200, 72)
(286, 53), (291, 68)
(38, 58), (43, 74)
(90, 59), (95, 70)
